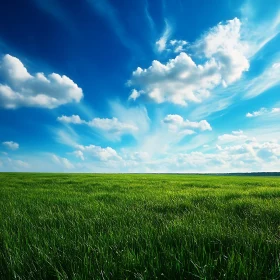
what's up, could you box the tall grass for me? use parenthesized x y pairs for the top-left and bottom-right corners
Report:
(0, 173), (280, 279)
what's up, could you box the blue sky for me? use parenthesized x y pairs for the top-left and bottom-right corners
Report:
(0, 0), (280, 172)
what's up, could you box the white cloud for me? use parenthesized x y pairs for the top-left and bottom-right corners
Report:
(232, 130), (244, 135)
(163, 114), (212, 133)
(0, 157), (30, 170)
(142, 136), (280, 173)
(122, 114), (212, 160)
(156, 38), (188, 53)
(129, 18), (249, 105)
(195, 17), (249, 86)
(1, 54), (32, 81)
(57, 115), (138, 140)
(1, 134), (279, 173)
(75, 144), (122, 161)
(73, 150), (84, 161)
(129, 151), (150, 161)
(272, 108), (280, 113)
(2, 141), (19, 150)
(217, 140), (280, 163)
(155, 20), (172, 52)
(57, 115), (85, 124)
(240, 1), (280, 58)
(10, 159), (29, 168)
(129, 52), (219, 105)
(54, 128), (79, 148)
(246, 108), (267, 117)
(185, 13), (280, 120)
(246, 107), (280, 117)
(170, 40), (188, 53)
(218, 130), (247, 142)
(244, 62), (280, 99)
(89, 117), (138, 133)
(51, 154), (74, 169)
(0, 54), (83, 109)
(128, 89), (141, 101)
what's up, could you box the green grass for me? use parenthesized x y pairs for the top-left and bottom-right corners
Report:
(1, 173), (280, 279)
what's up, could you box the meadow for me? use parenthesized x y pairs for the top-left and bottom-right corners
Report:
(0, 173), (280, 279)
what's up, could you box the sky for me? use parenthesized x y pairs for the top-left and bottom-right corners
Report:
(0, 0), (280, 173)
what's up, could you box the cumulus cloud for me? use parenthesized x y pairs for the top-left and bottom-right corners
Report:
(246, 107), (280, 117)
(170, 40), (188, 53)
(129, 18), (249, 105)
(75, 144), (122, 161)
(157, 39), (188, 53)
(57, 115), (138, 140)
(163, 114), (212, 134)
(195, 17), (249, 86)
(128, 52), (219, 105)
(0, 54), (83, 109)
(2, 141), (19, 150)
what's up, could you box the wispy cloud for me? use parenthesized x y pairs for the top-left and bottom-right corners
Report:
(155, 20), (172, 52)
(240, 0), (280, 58)
(144, 0), (156, 36)
(57, 115), (138, 141)
(2, 141), (19, 150)
(52, 154), (74, 169)
(87, 0), (140, 53)
(32, 0), (74, 29)
(218, 130), (248, 142)
(244, 62), (280, 99)
(246, 107), (280, 118)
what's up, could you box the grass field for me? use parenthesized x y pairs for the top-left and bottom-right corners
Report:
(1, 173), (280, 279)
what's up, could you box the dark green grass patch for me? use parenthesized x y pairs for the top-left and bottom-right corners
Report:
(0, 173), (280, 279)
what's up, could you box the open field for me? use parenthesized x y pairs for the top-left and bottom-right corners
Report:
(1, 173), (280, 279)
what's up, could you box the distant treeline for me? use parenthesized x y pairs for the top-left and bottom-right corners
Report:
(214, 172), (280, 176)
(171, 172), (280, 176)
